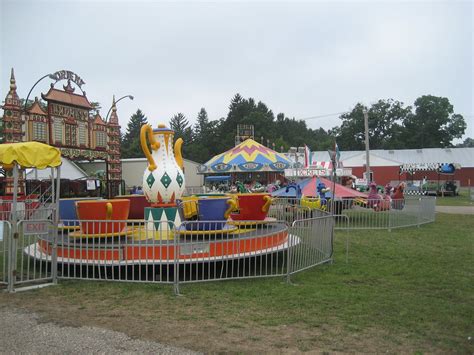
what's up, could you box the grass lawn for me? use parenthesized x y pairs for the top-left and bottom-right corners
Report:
(0, 213), (473, 353)
(436, 188), (474, 206)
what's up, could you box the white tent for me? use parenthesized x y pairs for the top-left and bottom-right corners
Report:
(26, 157), (89, 180)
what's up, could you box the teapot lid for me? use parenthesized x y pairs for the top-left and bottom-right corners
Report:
(153, 123), (174, 133)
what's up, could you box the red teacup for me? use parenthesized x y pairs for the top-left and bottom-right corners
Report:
(76, 199), (130, 235)
(230, 193), (273, 221)
(114, 195), (150, 220)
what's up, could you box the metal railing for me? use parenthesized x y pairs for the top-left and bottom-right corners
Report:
(1, 195), (436, 293)
(271, 196), (436, 231)
(8, 216), (334, 293)
(0, 221), (11, 285)
(288, 216), (334, 276)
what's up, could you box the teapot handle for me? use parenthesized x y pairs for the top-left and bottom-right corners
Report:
(140, 124), (160, 172)
(174, 138), (184, 170)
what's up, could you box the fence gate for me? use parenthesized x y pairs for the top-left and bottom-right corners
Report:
(6, 219), (56, 292)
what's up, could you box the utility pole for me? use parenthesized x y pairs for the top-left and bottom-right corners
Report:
(363, 109), (371, 183)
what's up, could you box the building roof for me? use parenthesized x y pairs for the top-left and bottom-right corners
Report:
(93, 113), (105, 125)
(27, 98), (47, 115)
(308, 147), (474, 168)
(42, 86), (93, 109)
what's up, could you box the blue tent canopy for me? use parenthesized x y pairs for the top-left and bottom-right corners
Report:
(272, 179), (312, 197)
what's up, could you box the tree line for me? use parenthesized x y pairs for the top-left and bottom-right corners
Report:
(121, 93), (471, 163)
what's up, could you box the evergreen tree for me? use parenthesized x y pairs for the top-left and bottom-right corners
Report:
(194, 108), (210, 140)
(189, 108), (212, 162)
(121, 109), (148, 158)
(170, 113), (193, 158)
(169, 113), (190, 139)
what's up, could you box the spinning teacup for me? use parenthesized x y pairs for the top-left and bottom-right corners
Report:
(186, 197), (236, 231)
(76, 199), (130, 235)
(230, 193), (273, 221)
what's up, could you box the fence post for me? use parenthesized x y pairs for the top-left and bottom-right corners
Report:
(8, 164), (20, 292)
(51, 166), (61, 284)
(7, 224), (14, 293)
(173, 224), (180, 296)
(286, 222), (293, 284)
(417, 197), (422, 227)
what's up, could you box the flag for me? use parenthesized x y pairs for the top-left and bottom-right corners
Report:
(304, 145), (312, 168)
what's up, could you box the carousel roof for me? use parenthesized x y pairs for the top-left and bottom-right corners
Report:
(200, 139), (292, 173)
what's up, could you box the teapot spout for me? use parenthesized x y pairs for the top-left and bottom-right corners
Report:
(174, 138), (184, 170)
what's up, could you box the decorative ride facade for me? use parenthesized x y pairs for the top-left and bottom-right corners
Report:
(1, 69), (122, 196)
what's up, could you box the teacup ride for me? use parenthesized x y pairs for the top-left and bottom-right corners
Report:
(33, 194), (290, 266)
(29, 124), (292, 269)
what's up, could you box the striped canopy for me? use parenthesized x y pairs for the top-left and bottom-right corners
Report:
(199, 139), (292, 173)
(310, 161), (333, 169)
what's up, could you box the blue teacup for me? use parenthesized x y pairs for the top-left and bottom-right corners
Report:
(59, 197), (100, 227)
(185, 197), (236, 231)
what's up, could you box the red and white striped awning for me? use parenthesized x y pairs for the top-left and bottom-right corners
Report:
(311, 161), (333, 169)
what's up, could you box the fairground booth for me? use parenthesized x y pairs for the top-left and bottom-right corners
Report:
(198, 138), (292, 185)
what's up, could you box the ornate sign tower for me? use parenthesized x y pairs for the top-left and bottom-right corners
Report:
(106, 96), (122, 197)
(1, 69), (123, 197)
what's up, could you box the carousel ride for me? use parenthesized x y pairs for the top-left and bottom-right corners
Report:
(27, 124), (292, 267)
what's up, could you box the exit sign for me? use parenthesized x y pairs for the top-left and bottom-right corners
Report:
(22, 221), (51, 235)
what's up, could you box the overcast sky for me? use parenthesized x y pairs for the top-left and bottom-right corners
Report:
(1, 0), (472, 142)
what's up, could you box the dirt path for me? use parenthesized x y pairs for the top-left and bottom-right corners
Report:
(0, 307), (198, 354)
(436, 206), (474, 215)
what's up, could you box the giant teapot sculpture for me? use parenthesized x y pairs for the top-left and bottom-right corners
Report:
(140, 123), (186, 206)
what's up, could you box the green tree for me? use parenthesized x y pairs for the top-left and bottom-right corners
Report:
(194, 108), (210, 139)
(169, 113), (193, 157)
(122, 109), (148, 158)
(403, 95), (466, 148)
(90, 101), (101, 116)
(187, 108), (215, 163)
(455, 137), (474, 147)
(334, 99), (412, 150)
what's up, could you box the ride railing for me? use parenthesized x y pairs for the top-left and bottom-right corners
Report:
(0, 194), (57, 291)
(288, 215), (334, 276)
(0, 221), (11, 286)
(175, 220), (290, 290)
(271, 196), (436, 230)
(54, 219), (176, 283)
(335, 196), (436, 230)
(8, 216), (334, 293)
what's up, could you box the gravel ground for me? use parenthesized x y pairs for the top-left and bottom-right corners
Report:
(0, 308), (199, 354)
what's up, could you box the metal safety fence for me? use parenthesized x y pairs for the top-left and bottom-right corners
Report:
(1, 215), (334, 293)
(270, 196), (436, 231)
(0, 196), (436, 293)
